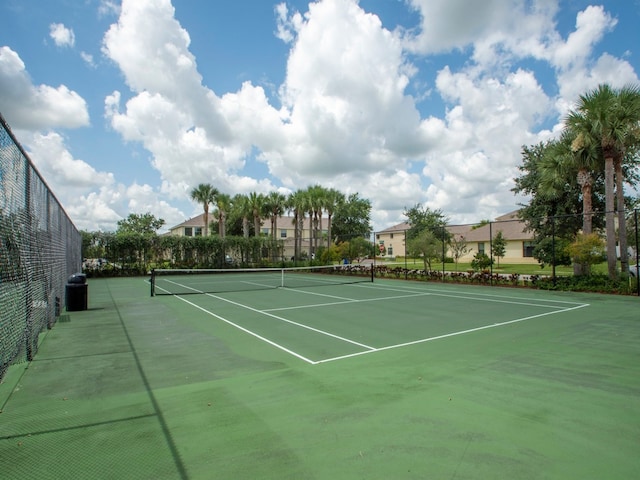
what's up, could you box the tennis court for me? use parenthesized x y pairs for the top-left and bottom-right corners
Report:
(1, 274), (639, 479)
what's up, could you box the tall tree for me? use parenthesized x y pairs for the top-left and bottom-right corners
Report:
(404, 204), (450, 243)
(264, 191), (287, 240)
(305, 185), (326, 254)
(324, 188), (344, 249)
(213, 192), (232, 238)
(190, 183), (218, 237)
(566, 84), (640, 278)
(231, 194), (251, 238)
(287, 190), (307, 261)
(613, 85), (640, 277)
(302, 186), (318, 256)
(331, 193), (372, 242)
(539, 131), (601, 235)
(537, 133), (604, 275)
(512, 141), (598, 270)
(248, 192), (265, 237)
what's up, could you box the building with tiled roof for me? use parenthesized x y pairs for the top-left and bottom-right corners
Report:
(376, 211), (536, 264)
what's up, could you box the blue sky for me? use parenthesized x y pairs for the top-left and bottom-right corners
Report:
(0, 0), (638, 233)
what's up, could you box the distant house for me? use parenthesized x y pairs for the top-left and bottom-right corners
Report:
(376, 211), (536, 264)
(450, 211), (536, 264)
(167, 214), (206, 237)
(375, 222), (410, 258)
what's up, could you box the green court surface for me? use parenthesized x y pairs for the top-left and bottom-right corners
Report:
(1, 276), (639, 479)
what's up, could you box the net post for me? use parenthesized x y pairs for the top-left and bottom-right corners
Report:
(370, 263), (374, 282)
(150, 269), (155, 297)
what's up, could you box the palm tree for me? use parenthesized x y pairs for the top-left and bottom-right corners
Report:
(613, 85), (640, 276)
(540, 130), (601, 235)
(324, 188), (344, 249)
(287, 190), (307, 261)
(232, 194), (251, 238)
(539, 133), (601, 274)
(566, 84), (640, 278)
(190, 183), (218, 237)
(213, 192), (232, 238)
(248, 192), (265, 237)
(264, 191), (287, 240)
(312, 185), (329, 253)
(303, 185), (325, 257)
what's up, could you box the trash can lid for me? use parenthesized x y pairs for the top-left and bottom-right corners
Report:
(68, 273), (87, 284)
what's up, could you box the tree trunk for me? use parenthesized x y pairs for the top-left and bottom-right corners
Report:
(578, 168), (593, 235)
(203, 206), (209, 237)
(292, 212), (299, 261)
(298, 216), (303, 261)
(604, 154), (617, 279)
(242, 216), (249, 238)
(308, 211), (313, 258)
(220, 212), (226, 238)
(254, 213), (260, 238)
(615, 155), (628, 277)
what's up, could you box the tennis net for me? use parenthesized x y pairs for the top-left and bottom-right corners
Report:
(150, 264), (373, 296)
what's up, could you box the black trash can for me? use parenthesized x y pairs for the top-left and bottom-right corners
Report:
(66, 273), (88, 311)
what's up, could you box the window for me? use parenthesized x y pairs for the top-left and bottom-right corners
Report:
(261, 228), (269, 236)
(184, 227), (193, 237)
(194, 227), (203, 237)
(523, 241), (535, 257)
(478, 242), (485, 254)
(388, 246), (393, 256)
(390, 233), (394, 239)
(280, 229), (287, 238)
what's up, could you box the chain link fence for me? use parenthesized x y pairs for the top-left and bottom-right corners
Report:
(1, 113), (82, 381)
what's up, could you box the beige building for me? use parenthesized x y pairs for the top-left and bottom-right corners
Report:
(374, 222), (409, 258)
(376, 211), (536, 264)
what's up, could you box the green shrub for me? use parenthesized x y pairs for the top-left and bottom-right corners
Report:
(470, 252), (493, 271)
(535, 274), (631, 294)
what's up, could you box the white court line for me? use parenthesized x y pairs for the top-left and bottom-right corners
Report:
(153, 278), (590, 366)
(171, 295), (317, 364)
(313, 303), (590, 365)
(156, 279), (375, 353)
(263, 292), (432, 312)
(203, 292), (376, 351)
(354, 283), (584, 305)
(155, 280), (377, 362)
(353, 282), (588, 309)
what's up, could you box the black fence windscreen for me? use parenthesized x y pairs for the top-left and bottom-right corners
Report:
(0, 112), (82, 381)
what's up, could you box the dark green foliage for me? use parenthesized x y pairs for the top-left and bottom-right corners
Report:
(404, 204), (450, 242)
(512, 142), (605, 237)
(470, 252), (493, 271)
(331, 193), (372, 242)
(116, 213), (165, 235)
(534, 274), (632, 294)
(81, 232), (285, 276)
(531, 236), (572, 268)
